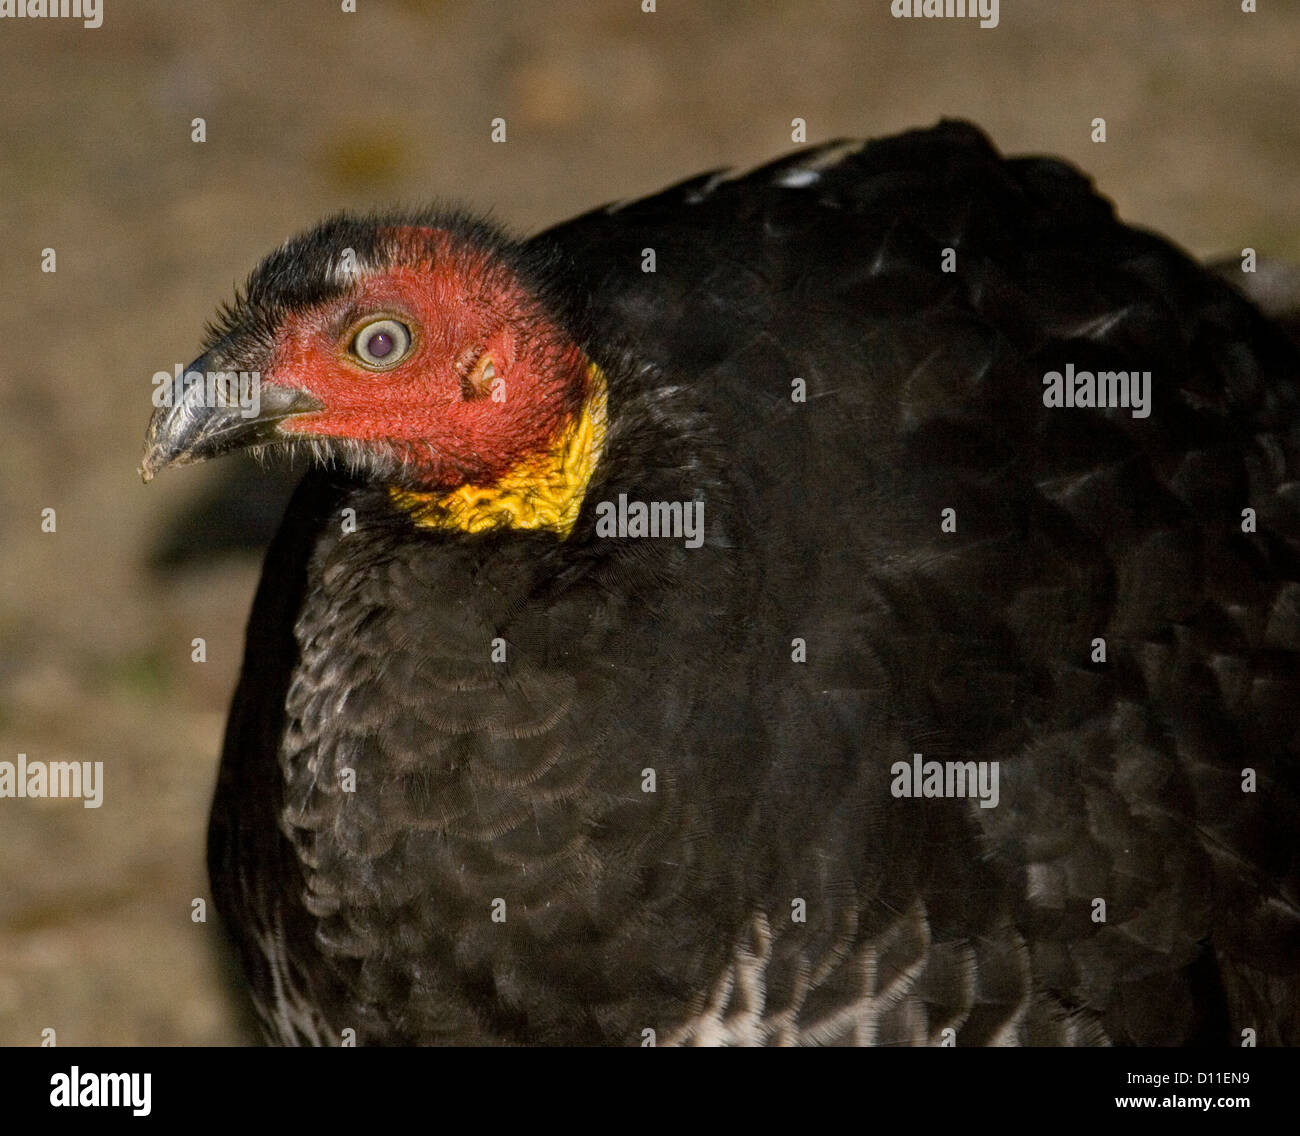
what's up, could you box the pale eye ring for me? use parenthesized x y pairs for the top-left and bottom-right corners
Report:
(351, 318), (411, 369)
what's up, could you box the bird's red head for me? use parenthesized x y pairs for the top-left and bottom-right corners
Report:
(269, 226), (588, 489)
(142, 214), (595, 497)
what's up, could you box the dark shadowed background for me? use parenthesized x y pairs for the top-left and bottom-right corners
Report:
(1, 0), (1296, 1045)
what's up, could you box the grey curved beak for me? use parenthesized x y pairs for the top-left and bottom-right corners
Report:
(140, 353), (322, 482)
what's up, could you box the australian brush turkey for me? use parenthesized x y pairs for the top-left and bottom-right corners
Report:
(141, 121), (1300, 1046)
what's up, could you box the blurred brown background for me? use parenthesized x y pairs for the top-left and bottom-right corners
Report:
(0, 0), (1296, 1045)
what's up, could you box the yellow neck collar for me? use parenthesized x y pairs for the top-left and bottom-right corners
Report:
(389, 363), (608, 538)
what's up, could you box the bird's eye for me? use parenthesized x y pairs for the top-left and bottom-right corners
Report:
(351, 318), (412, 369)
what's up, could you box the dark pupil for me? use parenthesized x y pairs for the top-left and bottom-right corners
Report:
(366, 330), (394, 358)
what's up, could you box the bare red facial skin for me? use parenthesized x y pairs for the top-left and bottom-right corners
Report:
(269, 228), (587, 489)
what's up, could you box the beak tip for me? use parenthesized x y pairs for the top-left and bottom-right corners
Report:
(139, 438), (169, 483)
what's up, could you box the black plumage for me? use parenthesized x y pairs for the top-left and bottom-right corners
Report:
(147, 121), (1300, 1045)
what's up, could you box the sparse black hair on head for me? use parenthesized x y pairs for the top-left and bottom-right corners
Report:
(200, 207), (582, 373)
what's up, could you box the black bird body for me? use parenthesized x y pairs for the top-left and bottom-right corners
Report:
(156, 122), (1300, 1045)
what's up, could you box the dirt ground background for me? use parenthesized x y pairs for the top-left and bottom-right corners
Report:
(1, 0), (1296, 1045)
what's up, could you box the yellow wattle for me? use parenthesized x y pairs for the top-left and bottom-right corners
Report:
(388, 363), (608, 538)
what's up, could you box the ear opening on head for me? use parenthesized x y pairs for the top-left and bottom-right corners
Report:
(460, 350), (497, 401)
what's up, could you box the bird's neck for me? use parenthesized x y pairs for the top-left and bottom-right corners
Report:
(388, 362), (608, 538)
